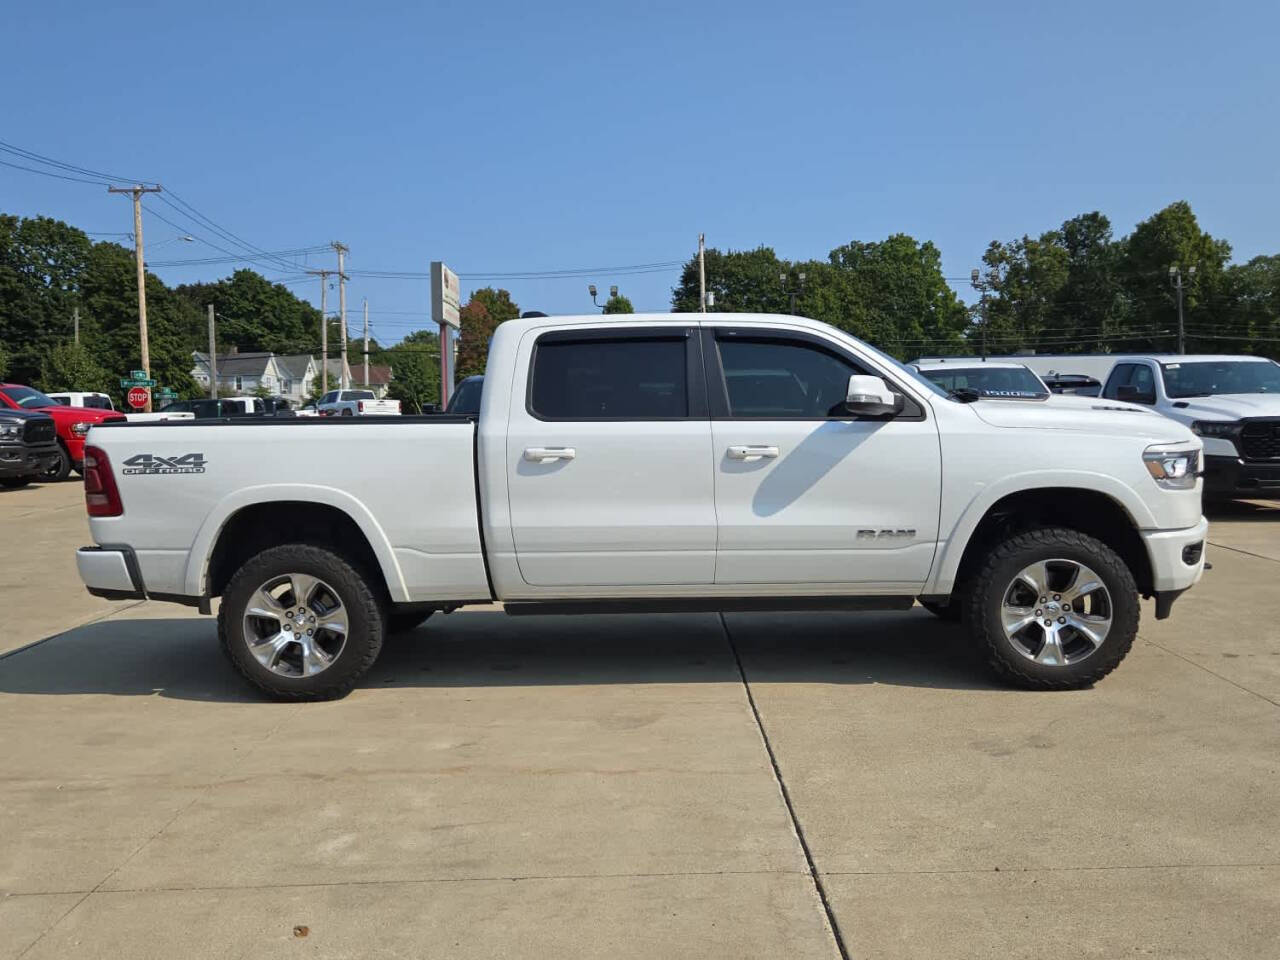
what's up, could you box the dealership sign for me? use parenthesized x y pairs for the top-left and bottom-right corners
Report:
(431, 261), (461, 329)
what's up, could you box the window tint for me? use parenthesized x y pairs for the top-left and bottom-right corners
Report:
(52, 396), (72, 405)
(346, 390), (375, 400)
(1103, 363), (1134, 399)
(1130, 365), (1154, 397)
(84, 395), (113, 410)
(531, 337), (687, 419)
(718, 339), (861, 417)
(321, 392), (337, 404)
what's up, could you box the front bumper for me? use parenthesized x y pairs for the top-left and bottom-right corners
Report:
(1142, 516), (1209, 618)
(0, 441), (59, 478)
(1204, 454), (1280, 497)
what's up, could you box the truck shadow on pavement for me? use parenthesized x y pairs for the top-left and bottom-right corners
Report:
(1204, 499), (1280, 522)
(0, 609), (1002, 702)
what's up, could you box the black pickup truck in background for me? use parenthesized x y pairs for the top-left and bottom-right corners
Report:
(0, 410), (60, 487)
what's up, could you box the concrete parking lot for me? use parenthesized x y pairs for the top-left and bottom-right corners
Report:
(2, 482), (1278, 959)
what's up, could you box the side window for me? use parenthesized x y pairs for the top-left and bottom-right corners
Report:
(530, 336), (688, 419)
(1130, 364), (1154, 399)
(1103, 364), (1134, 399)
(717, 338), (862, 418)
(85, 396), (112, 410)
(321, 391), (337, 404)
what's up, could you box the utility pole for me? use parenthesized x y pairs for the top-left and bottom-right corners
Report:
(332, 242), (349, 389)
(73, 307), (79, 345)
(698, 233), (707, 312)
(971, 269), (987, 359)
(306, 269), (333, 393)
(362, 298), (370, 387)
(108, 184), (163, 411)
(1169, 264), (1196, 355)
(207, 304), (217, 399)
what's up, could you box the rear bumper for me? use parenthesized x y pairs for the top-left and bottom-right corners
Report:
(1204, 454), (1280, 497)
(1142, 516), (1209, 611)
(0, 441), (59, 478)
(77, 545), (145, 600)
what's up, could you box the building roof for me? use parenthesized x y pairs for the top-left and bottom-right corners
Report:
(360, 364), (392, 386)
(192, 351), (273, 377)
(273, 354), (315, 379)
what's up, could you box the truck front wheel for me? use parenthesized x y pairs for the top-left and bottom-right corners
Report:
(218, 543), (385, 701)
(965, 528), (1139, 690)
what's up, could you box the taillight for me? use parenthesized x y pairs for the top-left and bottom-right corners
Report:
(358, 401), (365, 412)
(83, 445), (123, 517)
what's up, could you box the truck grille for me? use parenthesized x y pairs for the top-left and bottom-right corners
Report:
(1240, 420), (1280, 461)
(23, 419), (55, 444)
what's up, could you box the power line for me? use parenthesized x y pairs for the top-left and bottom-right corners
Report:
(0, 139), (151, 184)
(141, 203), (302, 278)
(146, 245), (331, 268)
(156, 190), (307, 274)
(0, 157), (110, 185)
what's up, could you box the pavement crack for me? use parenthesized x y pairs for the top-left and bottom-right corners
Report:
(719, 612), (851, 960)
(1141, 638), (1280, 708)
(1207, 541), (1280, 565)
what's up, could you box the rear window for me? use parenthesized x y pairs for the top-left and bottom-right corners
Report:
(530, 337), (687, 419)
(920, 366), (1048, 399)
(345, 390), (376, 401)
(83, 395), (114, 410)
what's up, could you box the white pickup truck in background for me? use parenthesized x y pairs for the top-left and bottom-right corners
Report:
(1097, 355), (1280, 499)
(76, 313), (1208, 701)
(316, 389), (401, 417)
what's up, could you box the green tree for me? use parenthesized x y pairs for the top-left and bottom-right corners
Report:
(0, 214), (93, 383)
(602, 294), (634, 314)
(38, 342), (113, 394)
(1220, 254), (1280, 354)
(672, 246), (789, 314)
(383, 328), (442, 412)
(174, 269), (323, 355)
(455, 287), (518, 379)
(0, 341), (9, 380)
(1119, 201), (1231, 353)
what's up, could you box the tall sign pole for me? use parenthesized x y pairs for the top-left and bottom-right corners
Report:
(362, 298), (370, 387)
(698, 233), (707, 312)
(431, 261), (461, 409)
(333, 242), (350, 389)
(207, 304), (217, 398)
(109, 184), (163, 412)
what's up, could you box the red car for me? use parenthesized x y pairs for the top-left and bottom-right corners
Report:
(0, 384), (127, 480)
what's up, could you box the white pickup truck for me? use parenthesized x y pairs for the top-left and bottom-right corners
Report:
(316, 389), (401, 417)
(1097, 355), (1280, 498)
(76, 313), (1209, 700)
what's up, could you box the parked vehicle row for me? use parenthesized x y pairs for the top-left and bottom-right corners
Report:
(0, 383), (127, 480)
(77, 312), (1207, 701)
(46, 391), (195, 424)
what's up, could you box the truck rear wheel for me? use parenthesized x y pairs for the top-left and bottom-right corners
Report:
(965, 527), (1139, 690)
(218, 543), (385, 701)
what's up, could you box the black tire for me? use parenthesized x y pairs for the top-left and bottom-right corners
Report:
(919, 598), (962, 622)
(218, 543), (386, 701)
(341, 408), (353, 417)
(1, 477), (32, 489)
(964, 527), (1139, 690)
(387, 610), (434, 634)
(42, 445), (71, 482)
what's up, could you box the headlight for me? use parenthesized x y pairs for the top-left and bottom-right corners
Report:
(1191, 420), (1241, 439)
(0, 421), (20, 439)
(71, 422), (92, 436)
(1143, 447), (1200, 489)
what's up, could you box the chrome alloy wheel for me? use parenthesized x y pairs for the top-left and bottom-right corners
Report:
(1000, 559), (1113, 667)
(242, 573), (348, 678)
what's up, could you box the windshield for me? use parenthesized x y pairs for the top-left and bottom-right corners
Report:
(1, 386), (57, 409)
(856, 343), (951, 400)
(919, 366), (1048, 399)
(1161, 360), (1280, 398)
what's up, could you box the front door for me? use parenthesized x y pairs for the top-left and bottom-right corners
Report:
(505, 325), (716, 587)
(706, 327), (941, 588)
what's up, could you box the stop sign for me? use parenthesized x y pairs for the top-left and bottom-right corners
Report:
(127, 386), (150, 409)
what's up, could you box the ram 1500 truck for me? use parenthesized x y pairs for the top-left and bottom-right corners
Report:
(76, 313), (1209, 700)
(1098, 355), (1280, 498)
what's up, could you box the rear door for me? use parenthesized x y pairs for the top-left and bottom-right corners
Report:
(706, 326), (941, 587)
(504, 325), (715, 587)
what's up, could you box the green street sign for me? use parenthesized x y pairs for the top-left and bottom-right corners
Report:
(130, 369), (147, 379)
(120, 378), (157, 388)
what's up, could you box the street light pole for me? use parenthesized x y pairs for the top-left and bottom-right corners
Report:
(1169, 264), (1196, 355)
(780, 270), (806, 315)
(588, 284), (619, 312)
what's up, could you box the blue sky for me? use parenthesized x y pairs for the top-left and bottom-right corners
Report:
(3, 0), (1277, 345)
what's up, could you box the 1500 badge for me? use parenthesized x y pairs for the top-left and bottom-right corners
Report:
(122, 453), (207, 475)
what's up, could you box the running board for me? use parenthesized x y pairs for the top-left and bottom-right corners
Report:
(502, 596), (915, 617)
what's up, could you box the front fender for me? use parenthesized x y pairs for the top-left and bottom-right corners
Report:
(183, 483), (410, 602)
(925, 469), (1157, 595)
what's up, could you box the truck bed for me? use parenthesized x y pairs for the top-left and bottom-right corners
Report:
(86, 416), (489, 604)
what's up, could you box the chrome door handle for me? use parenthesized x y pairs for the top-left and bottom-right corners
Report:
(523, 446), (576, 462)
(727, 445), (779, 461)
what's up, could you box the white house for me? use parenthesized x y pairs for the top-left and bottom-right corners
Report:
(192, 351), (374, 403)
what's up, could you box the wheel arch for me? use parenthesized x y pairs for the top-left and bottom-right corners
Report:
(931, 481), (1155, 599)
(188, 485), (409, 602)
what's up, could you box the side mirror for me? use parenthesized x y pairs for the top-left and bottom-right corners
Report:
(1117, 384), (1155, 405)
(844, 374), (902, 417)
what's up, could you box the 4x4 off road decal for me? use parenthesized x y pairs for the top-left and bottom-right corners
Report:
(122, 453), (207, 475)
